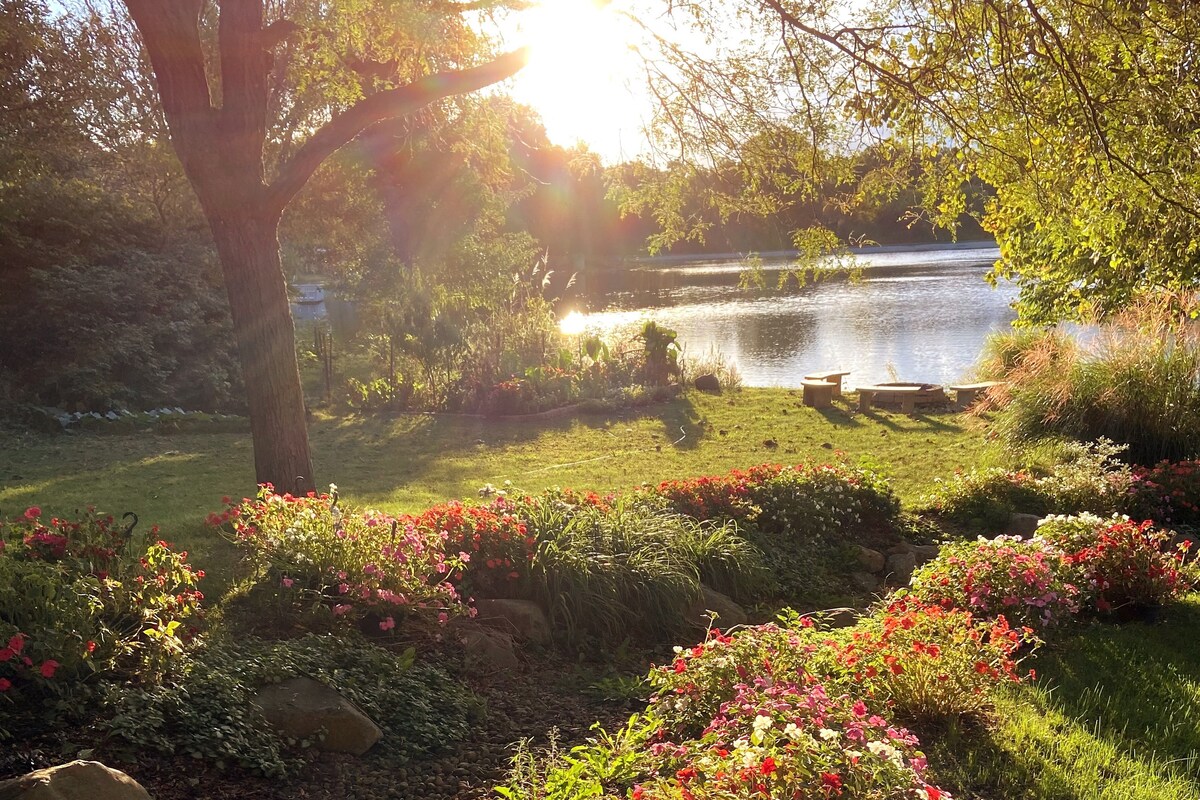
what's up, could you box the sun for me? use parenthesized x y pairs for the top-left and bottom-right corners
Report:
(509, 0), (648, 161)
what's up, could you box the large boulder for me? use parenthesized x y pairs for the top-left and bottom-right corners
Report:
(459, 625), (520, 674)
(687, 585), (749, 629)
(911, 544), (940, 565)
(0, 761), (151, 800)
(473, 599), (552, 644)
(806, 607), (863, 630)
(849, 571), (881, 593)
(1005, 513), (1042, 538)
(885, 551), (918, 586)
(856, 546), (887, 573)
(254, 677), (382, 756)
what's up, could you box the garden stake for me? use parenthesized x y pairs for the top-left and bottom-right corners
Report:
(121, 511), (138, 552)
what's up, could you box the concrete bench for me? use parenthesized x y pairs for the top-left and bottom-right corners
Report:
(857, 384), (922, 414)
(803, 370), (851, 396)
(801, 379), (837, 408)
(948, 381), (1003, 410)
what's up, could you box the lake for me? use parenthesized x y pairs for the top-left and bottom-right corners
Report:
(563, 243), (1015, 389)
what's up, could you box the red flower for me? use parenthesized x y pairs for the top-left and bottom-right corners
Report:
(24, 506), (41, 520)
(39, 659), (60, 678)
(821, 772), (842, 789)
(0, 678), (10, 691)
(7, 634), (24, 654)
(760, 756), (777, 775)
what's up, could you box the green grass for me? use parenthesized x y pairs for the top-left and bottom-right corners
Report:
(0, 388), (1000, 593)
(926, 596), (1200, 799)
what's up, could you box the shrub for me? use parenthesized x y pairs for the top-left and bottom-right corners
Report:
(103, 633), (476, 777)
(412, 496), (534, 600)
(654, 462), (899, 538)
(1045, 517), (1191, 611)
(1125, 459), (1200, 526)
(918, 439), (1134, 528)
(908, 536), (1080, 631)
(214, 486), (463, 632)
(834, 599), (1028, 722)
(0, 506), (203, 737)
(652, 462), (900, 603)
(633, 681), (942, 800)
(976, 307), (1200, 463)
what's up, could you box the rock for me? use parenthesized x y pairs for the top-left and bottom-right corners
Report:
(886, 542), (915, 555)
(694, 374), (721, 392)
(1005, 513), (1042, 538)
(856, 546), (887, 573)
(459, 626), (519, 674)
(885, 551), (918, 586)
(254, 677), (382, 756)
(849, 571), (881, 593)
(806, 607), (863, 630)
(911, 544), (940, 565)
(473, 599), (552, 644)
(687, 585), (749, 629)
(0, 761), (152, 800)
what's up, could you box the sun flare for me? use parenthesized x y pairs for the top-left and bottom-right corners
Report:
(510, 0), (647, 160)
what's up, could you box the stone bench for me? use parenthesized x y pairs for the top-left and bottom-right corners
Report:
(801, 379), (837, 408)
(948, 381), (1004, 410)
(802, 370), (851, 396)
(857, 384), (922, 414)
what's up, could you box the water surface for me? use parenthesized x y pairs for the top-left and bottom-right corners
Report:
(566, 244), (1015, 389)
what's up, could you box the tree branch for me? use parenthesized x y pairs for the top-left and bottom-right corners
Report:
(265, 48), (528, 215)
(121, 0), (216, 164)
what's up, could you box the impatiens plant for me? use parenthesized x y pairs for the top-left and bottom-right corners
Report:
(835, 599), (1030, 721)
(1052, 518), (1191, 611)
(213, 486), (464, 631)
(908, 535), (1080, 632)
(1, 506), (204, 736)
(413, 497), (535, 599)
(1124, 460), (1200, 525)
(633, 681), (945, 800)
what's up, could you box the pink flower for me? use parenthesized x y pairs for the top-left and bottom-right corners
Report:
(379, 616), (396, 631)
(39, 659), (59, 678)
(338, 583), (350, 594)
(24, 506), (41, 520)
(333, 604), (353, 616)
(458, 551), (471, 562)
(281, 577), (294, 588)
(7, 634), (24, 654)
(438, 612), (449, 625)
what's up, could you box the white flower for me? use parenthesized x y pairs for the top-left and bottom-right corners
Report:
(867, 740), (898, 760)
(818, 728), (839, 740)
(783, 723), (803, 741)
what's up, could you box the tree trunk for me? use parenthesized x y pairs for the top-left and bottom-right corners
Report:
(209, 212), (314, 492)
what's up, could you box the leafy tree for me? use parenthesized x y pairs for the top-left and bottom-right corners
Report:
(116, 0), (527, 489)
(632, 0), (1200, 322)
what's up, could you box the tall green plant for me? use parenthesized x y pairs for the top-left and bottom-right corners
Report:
(976, 305), (1200, 463)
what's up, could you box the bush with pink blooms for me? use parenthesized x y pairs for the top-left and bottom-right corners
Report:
(214, 486), (465, 632)
(907, 535), (1080, 632)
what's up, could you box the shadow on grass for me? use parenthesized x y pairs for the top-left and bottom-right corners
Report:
(924, 599), (1200, 799)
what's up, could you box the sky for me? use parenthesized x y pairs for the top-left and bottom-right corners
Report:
(501, 0), (685, 163)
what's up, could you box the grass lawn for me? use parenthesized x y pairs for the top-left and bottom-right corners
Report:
(1, 388), (1002, 593)
(928, 596), (1200, 799)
